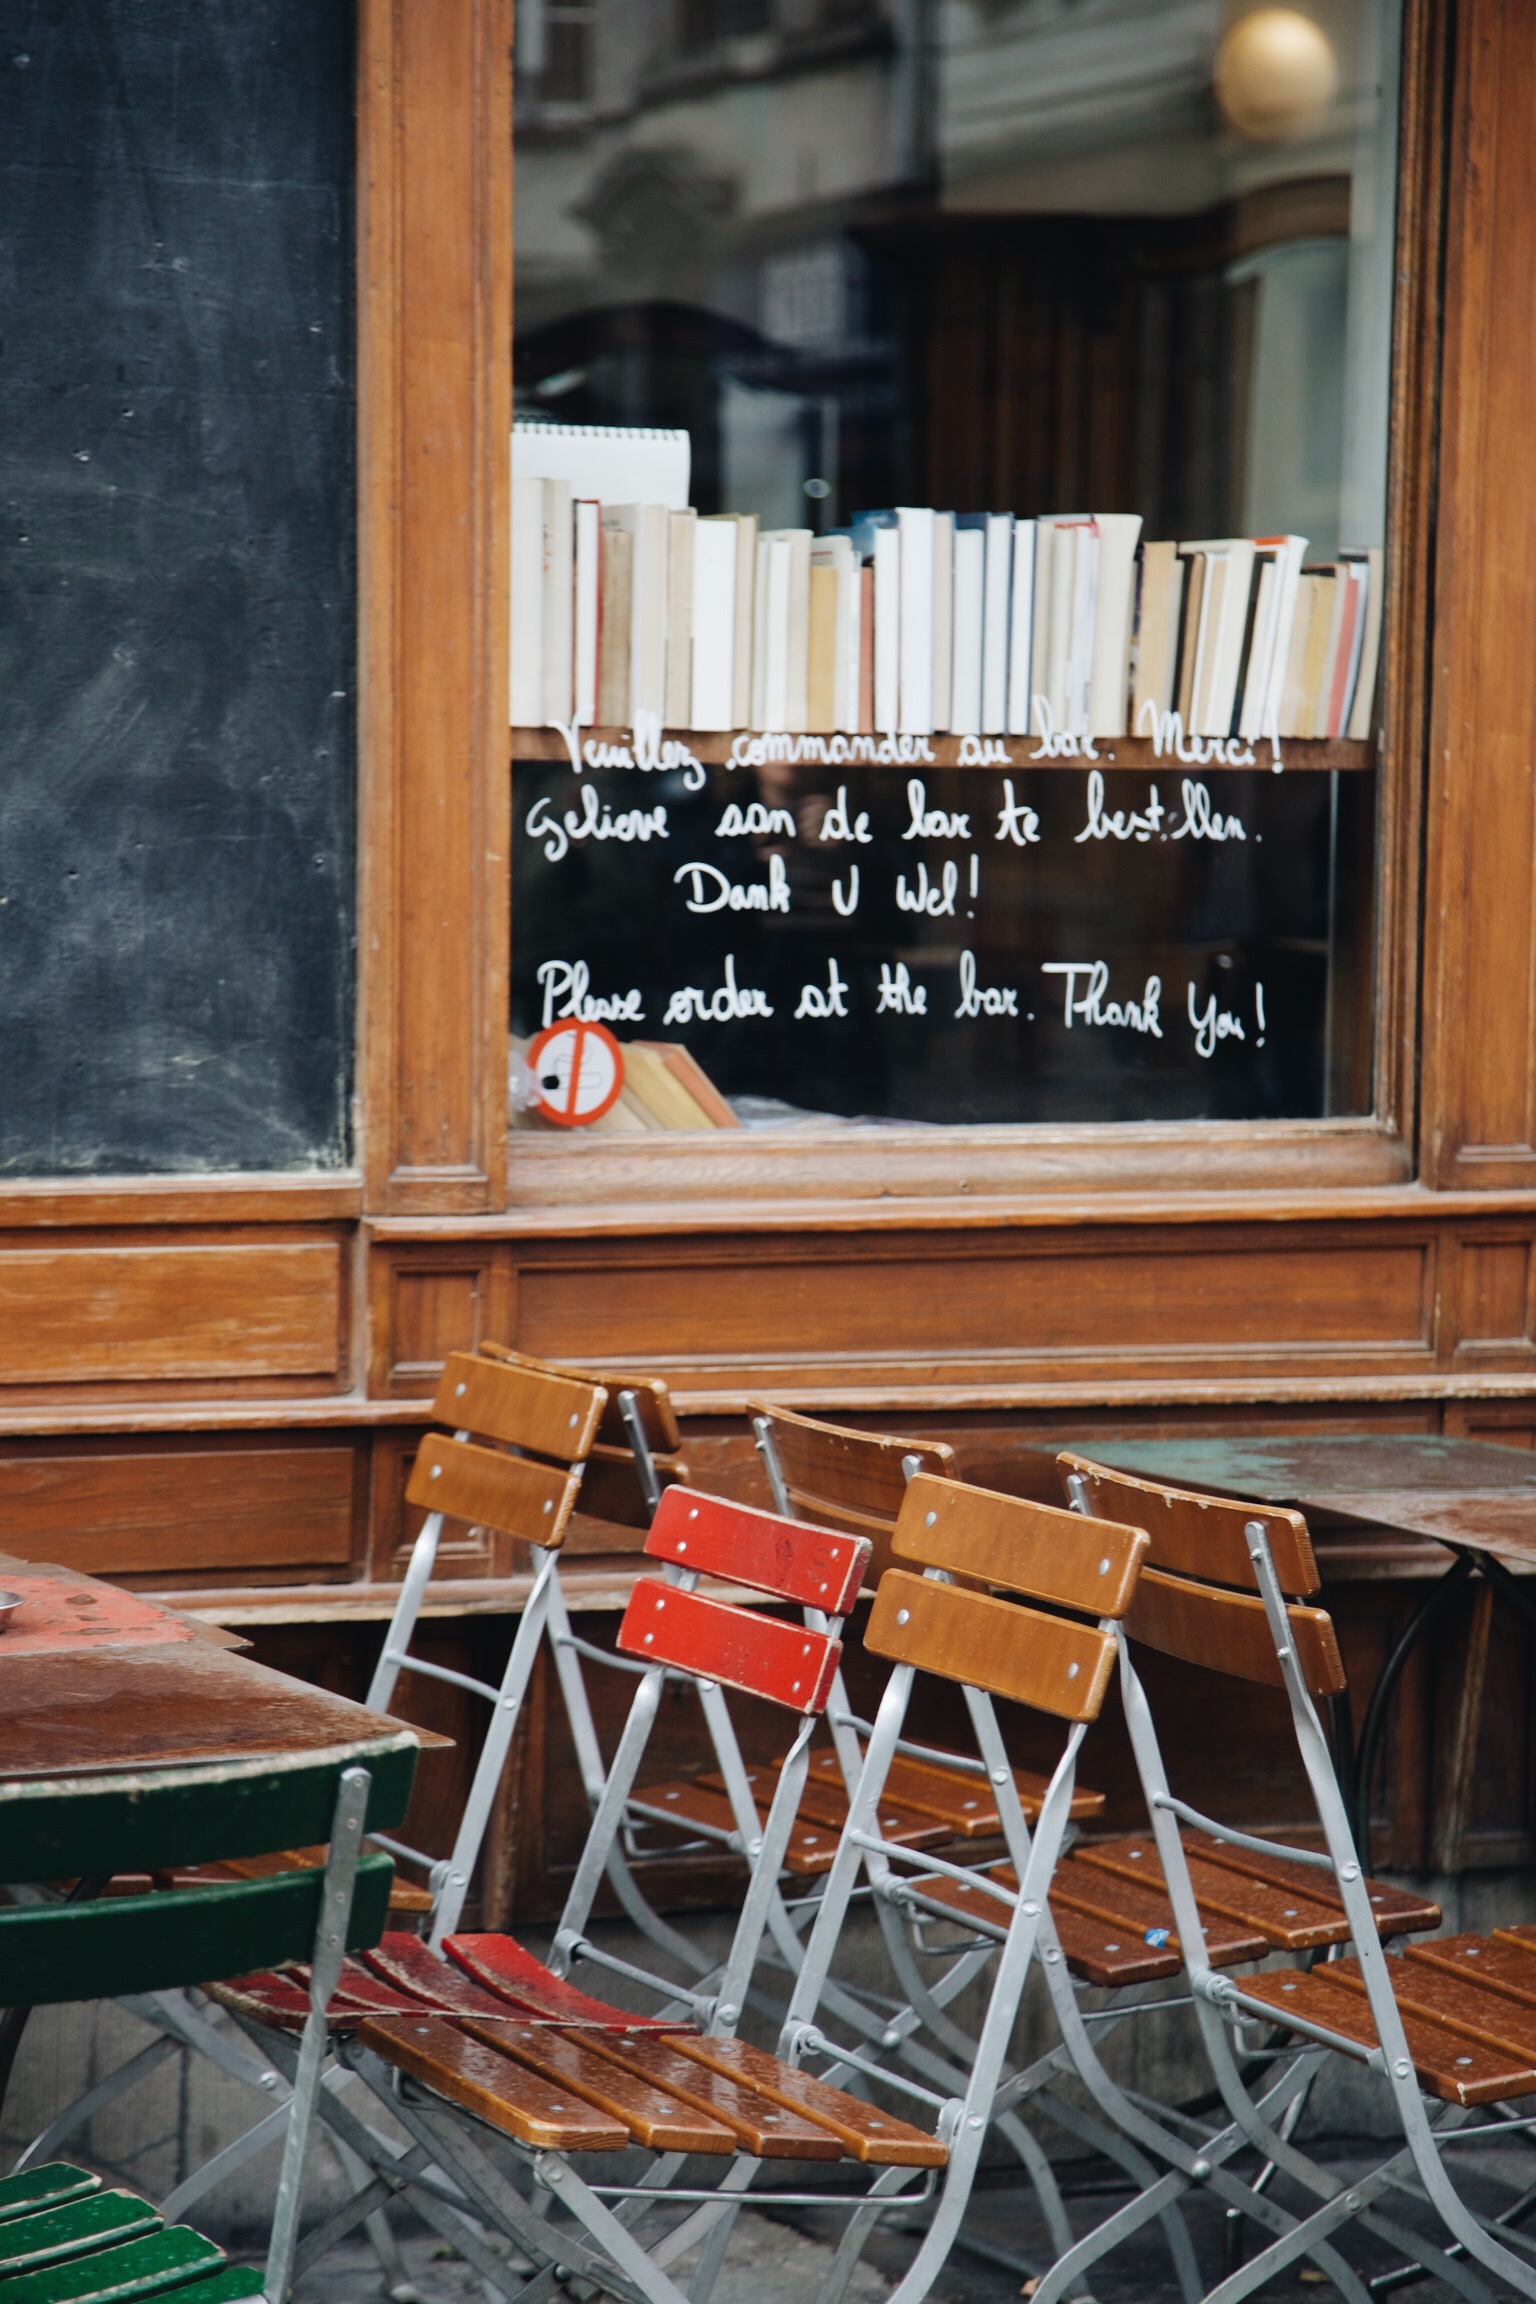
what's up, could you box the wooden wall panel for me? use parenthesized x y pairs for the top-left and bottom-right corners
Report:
(1421, 0), (1536, 1185)
(358, 0), (511, 1212)
(0, 1237), (344, 1384)
(0, 1437), (362, 1584)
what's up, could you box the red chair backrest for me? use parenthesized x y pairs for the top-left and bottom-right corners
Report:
(644, 1487), (870, 1615)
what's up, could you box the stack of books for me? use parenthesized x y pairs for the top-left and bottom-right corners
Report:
(511, 1035), (740, 1133)
(512, 467), (1383, 745)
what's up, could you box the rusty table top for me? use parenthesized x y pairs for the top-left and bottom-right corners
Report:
(0, 1553), (442, 1781)
(1057, 1436), (1536, 1566)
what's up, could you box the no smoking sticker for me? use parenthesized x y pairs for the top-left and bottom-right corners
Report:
(527, 1019), (624, 1127)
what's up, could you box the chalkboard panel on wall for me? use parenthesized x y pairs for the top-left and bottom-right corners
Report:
(0, 0), (354, 1173)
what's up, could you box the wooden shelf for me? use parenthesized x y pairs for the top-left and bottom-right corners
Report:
(509, 729), (1375, 773)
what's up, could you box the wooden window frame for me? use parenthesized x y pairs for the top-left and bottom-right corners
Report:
(357, 0), (1536, 1223)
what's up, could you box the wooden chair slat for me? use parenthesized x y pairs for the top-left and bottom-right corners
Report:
(0, 2222), (229, 2304)
(206, 1845), (434, 1916)
(1333, 1953), (1536, 2063)
(457, 2020), (737, 2154)
(0, 1855), (394, 2008)
(362, 1933), (524, 2018)
(662, 2036), (948, 2167)
(1243, 1966), (1536, 2106)
(697, 1766), (950, 1851)
(1058, 1453), (1321, 1598)
(404, 1433), (580, 1547)
(568, 2034), (844, 2160)
(748, 1402), (955, 1524)
(353, 2016), (629, 2150)
(905, 1866), (1189, 1986)
(618, 1580), (842, 1715)
(0, 2192), (161, 2276)
(443, 1934), (684, 2030)
(1076, 1839), (1349, 1951)
(1413, 1933), (1536, 2009)
(431, 1351), (607, 1460)
(645, 1489), (869, 1615)
(893, 1474), (1147, 1617)
(807, 1748), (1104, 1828)
(866, 1571), (1116, 1724)
(1125, 1566), (1346, 1697)
(1049, 1856), (1270, 1967)
(1185, 1832), (1441, 1939)
(630, 1780), (844, 1875)
(0, 2169), (101, 2229)
(478, 1341), (682, 1455)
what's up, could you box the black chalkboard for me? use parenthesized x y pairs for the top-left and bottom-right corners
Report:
(0, 0), (355, 1173)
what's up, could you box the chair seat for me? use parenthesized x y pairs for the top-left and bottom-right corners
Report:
(903, 1858), (1270, 1984)
(806, 1747), (1106, 1830)
(1241, 1959), (1536, 2106)
(354, 2013), (947, 2166)
(1074, 1836), (1442, 1951)
(629, 1779), (845, 1874)
(218, 1931), (692, 2036)
(0, 2166), (260, 2303)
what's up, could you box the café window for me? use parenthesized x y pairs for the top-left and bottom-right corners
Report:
(509, 2), (1400, 1136)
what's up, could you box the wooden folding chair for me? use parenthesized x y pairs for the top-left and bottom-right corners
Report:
(1054, 1454), (1532, 2304)
(219, 1473), (1148, 2304)
(0, 1716), (419, 2302)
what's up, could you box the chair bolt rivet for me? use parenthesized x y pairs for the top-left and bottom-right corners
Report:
(1023, 1901), (1039, 1917)
(1454, 2058), (1472, 2068)
(568, 1413), (578, 1426)
(924, 1511), (937, 1527)
(455, 1382), (466, 1397)
(1098, 1559), (1110, 1575)
(543, 1499), (552, 1512)
(1067, 1662), (1079, 1679)
(676, 1541), (687, 1554)
(968, 2115), (984, 2130)
(1191, 2159), (1211, 2181)
(689, 1507), (699, 1519)
(1394, 2059), (1412, 2079)
(896, 1608), (910, 1625)
(429, 1465), (441, 1479)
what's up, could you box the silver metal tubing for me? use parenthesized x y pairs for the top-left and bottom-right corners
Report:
(1150, 1793), (1337, 1869)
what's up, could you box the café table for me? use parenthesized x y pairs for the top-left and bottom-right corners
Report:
(1042, 1434), (1536, 1855)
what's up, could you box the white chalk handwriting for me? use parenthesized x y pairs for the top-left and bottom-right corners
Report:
(795, 959), (850, 1019)
(663, 955), (774, 1025)
(955, 951), (1018, 1017)
(903, 779), (970, 841)
(674, 857), (791, 915)
(537, 958), (644, 1031)
(877, 961), (927, 1015)
(1041, 960), (1163, 1037)
(525, 785), (668, 864)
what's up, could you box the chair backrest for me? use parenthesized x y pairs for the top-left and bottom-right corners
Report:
(405, 1350), (609, 1556)
(866, 1473), (1148, 1722)
(616, 1487), (871, 1716)
(481, 1339), (687, 1529)
(749, 1400), (956, 1578)
(1058, 1453), (1345, 1699)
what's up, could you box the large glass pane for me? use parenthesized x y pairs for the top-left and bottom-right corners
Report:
(511, 2), (1398, 1134)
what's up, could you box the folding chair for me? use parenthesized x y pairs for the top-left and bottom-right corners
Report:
(0, 1711), (419, 2302)
(217, 1472), (1147, 2304)
(1056, 1452), (1532, 2304)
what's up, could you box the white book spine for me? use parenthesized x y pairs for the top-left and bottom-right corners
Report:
(931, 512), (954, 733)
(541, 477), (574, 727)
(874, 527), (900, 734)
(785, 530), (811, 734)
(897, 506), (935, 735)
(831, 537), (861, 734)
(1007, 519), (1036, 736)
(950, 528), (984, 736)
(1262, 536), (1308, 742)
(572, 499), (600, 727)
(1087, 512), (1142, 739)
(732, 516), (758, 731)
(981, 514), (1012, 734)
(509, 476), (545, 725)
(764, 537), (792, 729)
(752, 537), (772, 731)
(1237, 560), (1278, 742)
(1068, 524), (1098, 736)
(691, 520), (737, 732)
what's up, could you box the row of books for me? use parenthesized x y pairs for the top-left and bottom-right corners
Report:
(510, 481), (1384, 744)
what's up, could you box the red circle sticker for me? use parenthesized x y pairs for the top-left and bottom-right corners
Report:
(527, 1019), (624, 1128)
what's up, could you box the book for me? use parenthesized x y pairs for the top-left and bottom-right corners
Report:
(572, 500), (600, 727)
(1278, 570), (1320, 736)
(512, 419), (690, 510)
(783, 528), (812, 733)
(873, 525), (900, 734)
(691, 516), (738, 732)
(634, 1040), (742, 1128)
(897, 506), (935, 734)
(1255, 534), (1309, 742)
(509, 475), (545, 724)
(950, 520), (985, 737)
(754, 532), (790, 729)
(1087, 513), (1143, 738)
(1234, 555), (1277, 742)
(541, 477), (574, 727)
(664, 508), (695, 729)
(1031, 522), (1057, 731)
(1175, 549), (1208, 727)
(1325, 559), (1367, 739)
(604, 503), (669, 724)
(807, 557), (838, 733)
(621, 1042), (714, 1131)
(1302, 567), (1345, 738)
(858, 563), (875, 733)
(1007, 517), (1036, 736)
(1064, 519), (1099, 736)
(1180, 537), (1255, 735)
(1130, 540), (1184, 730)
(981, 513), (1013, 735)
(811, 535), (860, 733)
(730, 513), (758, 731)
(596, 521), (633, 726)
(931, 511), (955, 732)
(1343, 546), (1385, 741)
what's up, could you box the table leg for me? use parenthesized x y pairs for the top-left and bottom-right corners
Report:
(1352, 1554), (1475, 1859)
(1471, 1549), (1536, 1641)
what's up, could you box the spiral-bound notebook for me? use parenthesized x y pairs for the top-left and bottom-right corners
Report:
(512, 420), (690, 510)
